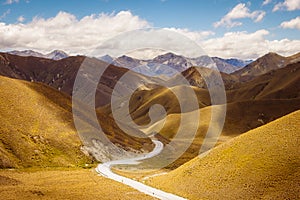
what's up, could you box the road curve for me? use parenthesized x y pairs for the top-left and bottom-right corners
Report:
(96, 140), (186, 200)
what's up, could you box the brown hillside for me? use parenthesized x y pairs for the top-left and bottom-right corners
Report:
(0, 75), (152, 168)
(169, 66), (238, 89)
(232, 52), (300, 82)
(99, 85), (211, 126)
(228, 61), (300, 102)
(148, 110), (300, 200)
(0, 53), (158, 107)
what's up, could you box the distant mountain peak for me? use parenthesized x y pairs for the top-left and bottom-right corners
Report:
(233, 51), (300, 82)
(153, 52), (184, 60)
(46, 50), (69, 60)
(99, 54), (114, 63)
(8, 49), (69, 60)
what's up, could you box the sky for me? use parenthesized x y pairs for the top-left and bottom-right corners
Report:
(0, 0), (299, 59)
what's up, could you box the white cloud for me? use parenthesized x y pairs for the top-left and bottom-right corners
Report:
(17, 15), (25, 23)
(4, 0), (19, 5)
(262, 0), (272, 6)
(280, 16), (300, 29)
(273, 0), (300, 11)
(201, 29), (300, 59)
(0, 11), (150, 55)
(164, 28), (215, 41)
(92, 28), (207, 59)
(214, 3), (266, 28)
(0, 10), (298, 60)
(0, 9), (10, 20)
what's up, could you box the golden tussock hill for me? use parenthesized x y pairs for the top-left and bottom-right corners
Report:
(0, 75), (90, 168)
(0, 75), (152, 168)
(99, 85), (211, 126)
(148, 110), (300, 200)
(144, 99), (300, 139)
(142, 98), (300, 168)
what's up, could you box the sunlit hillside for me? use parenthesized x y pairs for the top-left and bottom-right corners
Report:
(148, 110), (300, 199)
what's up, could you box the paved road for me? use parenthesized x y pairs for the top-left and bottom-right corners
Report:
(96, 140), (187, 200)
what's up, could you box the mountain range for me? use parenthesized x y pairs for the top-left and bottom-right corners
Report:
(8, 50), (69, 60)
(6, 49), (252, 75)
(101, 52), (252, 77)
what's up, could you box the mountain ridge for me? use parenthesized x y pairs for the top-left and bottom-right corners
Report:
(233, 52), (300, 82)
(100, 52), (252, 76)
(8, 50), (69, 60)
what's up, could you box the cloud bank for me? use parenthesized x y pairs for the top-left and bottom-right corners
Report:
(0, 11), (150, 55)
(202, 29), (300, 59)
(0, 10), (299, 60)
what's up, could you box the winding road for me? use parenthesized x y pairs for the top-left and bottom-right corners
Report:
(96, 140), (186, 200)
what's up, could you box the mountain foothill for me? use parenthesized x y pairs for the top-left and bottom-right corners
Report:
(0, 50), (299, 199)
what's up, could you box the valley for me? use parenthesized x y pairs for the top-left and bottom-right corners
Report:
(0, 50), (299, 199)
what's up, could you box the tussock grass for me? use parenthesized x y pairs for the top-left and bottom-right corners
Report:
(0, 169), (156, 200)
(148, 110), (300, 199)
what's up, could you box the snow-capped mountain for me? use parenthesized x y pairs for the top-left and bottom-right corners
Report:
(99, 52), (251, 77)
(8, 50), (69, 60)
(8, 50), (45, 58)
(45, 50), (69, 60)
(111, 53), (192, 77)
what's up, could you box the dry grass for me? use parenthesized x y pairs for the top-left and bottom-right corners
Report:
(0, 75), (91, 168)
(0, 169), (156, 200)
(0, 75), (153, 168)
(142, 99), (300, 169)
(147, 110), (300, 199)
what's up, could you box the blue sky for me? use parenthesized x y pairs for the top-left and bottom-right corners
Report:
(0, 0), (299, 59)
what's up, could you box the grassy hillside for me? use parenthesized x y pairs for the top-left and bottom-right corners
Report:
(0, 169), (155, 200)
(99, 85), (210, 126)
(144, 99), (300, 138)
(148, 110), (300, 199)
(142, 99), (300, 168)
(0, 75), (152, 168)
(0, 75), (91, 168)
